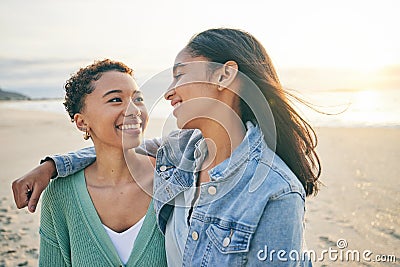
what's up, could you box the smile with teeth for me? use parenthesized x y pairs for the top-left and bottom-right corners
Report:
(117, 124), (141, 130)
(173, 102), (181, 109)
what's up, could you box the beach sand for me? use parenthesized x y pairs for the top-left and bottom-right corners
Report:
(306, 127), (400, 266)
(0, 106), (399, 266)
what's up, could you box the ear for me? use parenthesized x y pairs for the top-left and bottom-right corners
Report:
(216, 60), (239, 91)
(74, 113), (88, 132)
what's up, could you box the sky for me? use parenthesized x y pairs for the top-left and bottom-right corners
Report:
(0, 0), (399, 93)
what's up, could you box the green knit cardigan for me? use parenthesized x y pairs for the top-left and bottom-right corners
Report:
(39, 170), (167, 267)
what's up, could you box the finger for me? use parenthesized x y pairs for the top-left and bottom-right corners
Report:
(27, 187), (43, 213)
(11, 181), (28, 209)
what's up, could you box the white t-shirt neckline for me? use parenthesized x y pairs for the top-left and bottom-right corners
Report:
(103, 216), (146, 264)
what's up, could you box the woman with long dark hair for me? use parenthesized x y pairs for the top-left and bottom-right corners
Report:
(155, 28), (319, 266)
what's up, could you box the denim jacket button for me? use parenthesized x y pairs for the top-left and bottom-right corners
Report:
(222, 237), (231, 247)
(207, 186), (217, 195)
(191, 231), (199, 241)
(160, 165), (167, 171)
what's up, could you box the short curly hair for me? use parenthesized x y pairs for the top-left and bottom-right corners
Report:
(64, 59), (133, 121)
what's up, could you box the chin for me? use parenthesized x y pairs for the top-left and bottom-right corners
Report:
(122, 137), (142, 150)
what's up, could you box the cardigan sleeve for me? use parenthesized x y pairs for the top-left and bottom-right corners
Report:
(39, 237), (68, 267)
(39, 186), (69, 267)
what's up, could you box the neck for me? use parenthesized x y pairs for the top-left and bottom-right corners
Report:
(89, 143), (141, 186)
(199, 117), (246, 168)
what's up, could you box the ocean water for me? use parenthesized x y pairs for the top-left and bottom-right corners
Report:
(1, 59), (399, 128)
(290, 88), (400, 128)
(1, 88), (399, 128)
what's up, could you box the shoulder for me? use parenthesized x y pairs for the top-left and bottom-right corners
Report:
(43, 170), (83, 204)
(254, 148), (306, 201)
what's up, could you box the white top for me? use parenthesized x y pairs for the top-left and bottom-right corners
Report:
(103, 216), (145, 264)
(165, 188), (195, 266)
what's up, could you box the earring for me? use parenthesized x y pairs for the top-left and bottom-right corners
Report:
(136, 111), (142, 117)
(83, 129), (91, 140)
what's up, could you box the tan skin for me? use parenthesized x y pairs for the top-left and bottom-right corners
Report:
(77, 71), (156, 232)
(164, 48), (246, 186)
(10, 72), (156, 216)
(34, 71), (152, 232)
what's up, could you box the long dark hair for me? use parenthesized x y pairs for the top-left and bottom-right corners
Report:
(186, 28), (320, 196)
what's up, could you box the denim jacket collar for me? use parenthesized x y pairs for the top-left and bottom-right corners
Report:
(208, 121), (264, 181)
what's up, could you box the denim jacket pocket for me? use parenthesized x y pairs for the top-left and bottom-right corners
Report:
(206, 223), (252, 254)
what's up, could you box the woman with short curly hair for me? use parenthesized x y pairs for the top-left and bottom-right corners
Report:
(38, 59), (167, 266)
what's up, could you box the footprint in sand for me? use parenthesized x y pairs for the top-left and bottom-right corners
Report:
(319, 236), (337, 247)
(0, 229), (22, 243)
(377, 227), (400, 240)
(0, 215), (12, 225)
(25, 248), (38, 259)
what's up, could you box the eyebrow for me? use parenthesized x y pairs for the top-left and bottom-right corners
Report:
(103, 89), (122, 98)
(102, 89), (141, 98)
(173, 63), (186, 73)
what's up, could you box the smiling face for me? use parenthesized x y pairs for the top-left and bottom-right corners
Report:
(75, 71), (148, 150)
(164, 48), (224, 129)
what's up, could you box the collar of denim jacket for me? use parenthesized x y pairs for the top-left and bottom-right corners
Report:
(159, 128), (203, 173)
(193, 137), (208, 172)
(207, 121), (265, 180)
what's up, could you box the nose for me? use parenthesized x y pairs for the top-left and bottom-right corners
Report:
(164, 86), (175, 100)
(125, 100), (142, 117)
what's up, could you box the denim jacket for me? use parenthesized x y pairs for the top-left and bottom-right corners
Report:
(50, 123), (311, 266)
